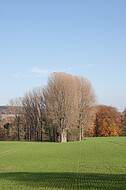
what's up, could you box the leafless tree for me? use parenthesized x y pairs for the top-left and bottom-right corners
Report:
(76, 76), (97, 140)
(21, 88), (45, 141)
(44, 73), (81, 142)
(9, 97), (23, 141)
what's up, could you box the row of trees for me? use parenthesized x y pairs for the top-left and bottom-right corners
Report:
(0, 72), (96, 142)
(0, 72), (125, 142)
(1, 105), (126, 141)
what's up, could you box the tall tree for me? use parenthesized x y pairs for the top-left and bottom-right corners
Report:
(44, 72), (96, 142)
(44, 73), (78, 142)
(36, 87), (46, 141)
(21, 88), (45, 141)
(22, 90), (38, 140)
(76, 76), (96, 140)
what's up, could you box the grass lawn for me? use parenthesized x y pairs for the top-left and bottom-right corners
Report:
(0, 137), (126, 189)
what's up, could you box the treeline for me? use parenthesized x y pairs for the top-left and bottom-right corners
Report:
(0, 72), (96, 142)
(0, 72), (125, 142)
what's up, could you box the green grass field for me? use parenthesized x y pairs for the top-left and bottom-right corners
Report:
(0, 137), (126, 190)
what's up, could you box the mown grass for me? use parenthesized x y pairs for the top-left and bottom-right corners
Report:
(0, 137), (126, 189)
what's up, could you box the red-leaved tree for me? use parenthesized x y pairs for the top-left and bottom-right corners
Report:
(90, 105), (121, 137)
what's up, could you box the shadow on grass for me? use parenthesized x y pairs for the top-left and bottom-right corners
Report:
(0, 172), (126, 189)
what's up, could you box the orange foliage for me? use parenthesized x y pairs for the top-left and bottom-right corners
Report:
(89, 105), (121, 137)
(123, 109), (126, 125)
(0, 125), (5, 140)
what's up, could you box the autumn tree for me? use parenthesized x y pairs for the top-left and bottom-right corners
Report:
(76, 76), (96, 140)
(44, 73), (76, 142)
(0, 125), (5, 140)
(92, 105), (121, 137)
(44, 72), (96, 142)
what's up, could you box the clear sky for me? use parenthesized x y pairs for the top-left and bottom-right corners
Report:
(0, 0), (126, 112)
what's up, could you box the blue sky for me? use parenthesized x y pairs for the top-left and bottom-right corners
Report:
(0, 0), (126, 111)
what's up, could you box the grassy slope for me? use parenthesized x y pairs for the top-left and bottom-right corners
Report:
(0, 137), (126, 190)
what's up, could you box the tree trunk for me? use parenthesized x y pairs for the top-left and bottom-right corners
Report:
(53, 128), (55, 142)
(79, 126), (82, 141)
(37, 129), (38, 141)
(61, 129), (67, 142)
(41, 120), (42, 141)
(17, 117), (20, 141)
(30, 126), (32, 141)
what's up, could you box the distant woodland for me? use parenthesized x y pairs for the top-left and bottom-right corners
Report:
(0, 72), (126, 142)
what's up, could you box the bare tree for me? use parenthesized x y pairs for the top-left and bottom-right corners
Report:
(9, 97), (23, 141)
(76, 76), (97, 140)
(36, 87), (46, 141)
(22, 91), (38, 140)
(44, 72), (79, 142)
(21, 88), (45, 141)
(44, 73), (96, 142)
